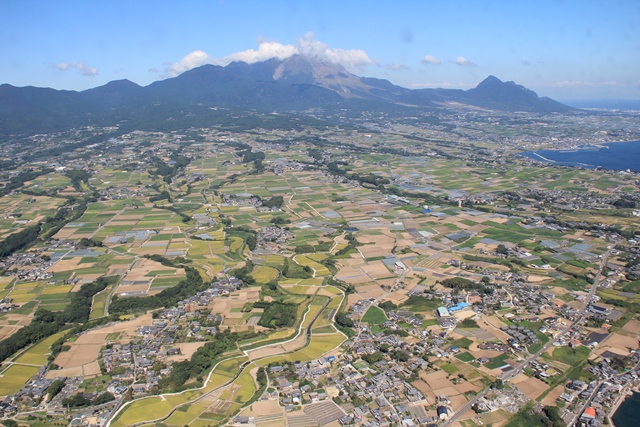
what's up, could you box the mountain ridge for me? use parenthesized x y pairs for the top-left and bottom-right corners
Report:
(0, 56), (575, 137)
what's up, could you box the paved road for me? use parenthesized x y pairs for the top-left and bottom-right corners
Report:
(443, 249), (611, 426)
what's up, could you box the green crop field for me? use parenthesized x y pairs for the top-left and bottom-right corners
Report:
(441, 363), (458, 374)
(295, 255), (331, 276)
(39, 284), (74, 295)
(111, 397), (175, 427)
(284, 333), (345, 362)
(150, 276), (184, 288)
(205, 357), (248, 391)
(455, 352), (476, 362)
(551, 346), (590, 366)
(231, 368), (256, 403)
(485, 354), (510, 369)
(15, 331), (67, 366)
(252, 265), (280, 284)
(0, 364), (40, 396)
(164, 402), (209, 426)
(362, 306), (387, 325)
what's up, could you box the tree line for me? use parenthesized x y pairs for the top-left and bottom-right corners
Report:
(109, 266), (205, 314)
(158, 329), (255, 392)
(0, 276), (115, 363)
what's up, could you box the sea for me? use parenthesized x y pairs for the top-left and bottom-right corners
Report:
(612, 391), (640, 427)
(559, 99), (640, 110)
(520, 140), (640, 172)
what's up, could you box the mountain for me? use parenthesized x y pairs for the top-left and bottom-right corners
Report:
(0, 56), (575, 137)
(462, 75), (570, 113)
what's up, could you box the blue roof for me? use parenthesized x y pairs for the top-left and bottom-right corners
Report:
(448, 302), (469, 312)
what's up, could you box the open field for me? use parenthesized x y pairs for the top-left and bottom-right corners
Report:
(0, 364), (40, 396)
(362, 306), (387, 324)
(53, 314), (153, 370)
(512, 373), (549, 400)
(111, 397), (176, 427)
(14, 331), (67, 366)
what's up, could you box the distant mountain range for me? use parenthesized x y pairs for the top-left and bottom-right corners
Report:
(0, 55), (574, 137)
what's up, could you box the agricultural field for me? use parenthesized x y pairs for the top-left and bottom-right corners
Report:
(0, 364), (41, 396)
(361, 306), (387, 325)
(0, 117), (638, 427)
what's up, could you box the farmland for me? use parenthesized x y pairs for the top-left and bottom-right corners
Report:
(0, 111), (638, 427)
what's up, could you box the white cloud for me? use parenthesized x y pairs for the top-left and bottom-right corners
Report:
(421, 55), (441, 65)
(165, 32), (374, 77)
(295, 32), (374, 71)
(387, 63), (409, 71)
(53, 61), (98, 76)
(166, 50), (210, 76)
(452, 56), (476, 67)
(217, 41), (298, 66)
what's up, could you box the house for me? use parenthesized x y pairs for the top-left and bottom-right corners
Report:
(436, 307), (450, 317)
(589, 305), (610, 316)
(580, 407), (597, 421)
(559, 393), (575, 402)
(437, 406), (449, 420)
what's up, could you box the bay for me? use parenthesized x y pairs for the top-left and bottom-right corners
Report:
(612, 391), (640, 427)
(520, 140), (640, 172)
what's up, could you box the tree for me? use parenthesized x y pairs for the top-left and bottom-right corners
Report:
(362, 352), (383, 364)
(460, 318), (479, 328)
(335, 312), (354, 328)
(92, 391), (115, 405)
(391, 351), (409, 362)
(61, 393), (91, 408)
(262, 196), (284, 209)
(543, 406), (565, 427)
(47, 379), (66, 399)
(270, 216), (290, 225)
(295, 244), (315, 254)
(490, 379), (504, 389)
(378, 300), (397, 311)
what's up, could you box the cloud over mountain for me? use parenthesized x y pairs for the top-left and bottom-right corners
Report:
(165, 32), (374, 77)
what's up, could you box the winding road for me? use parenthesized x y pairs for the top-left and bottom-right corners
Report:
(105, 285), (346, 427)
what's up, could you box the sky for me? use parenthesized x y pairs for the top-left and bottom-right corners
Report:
(2, 0), (639, 100)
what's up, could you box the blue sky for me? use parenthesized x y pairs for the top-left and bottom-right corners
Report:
(2, 0), (639, 100)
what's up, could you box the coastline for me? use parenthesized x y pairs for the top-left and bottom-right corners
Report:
(519, 139), (640, 173)
(531, 152), (556, 163)
(609, 386), (640, 427)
